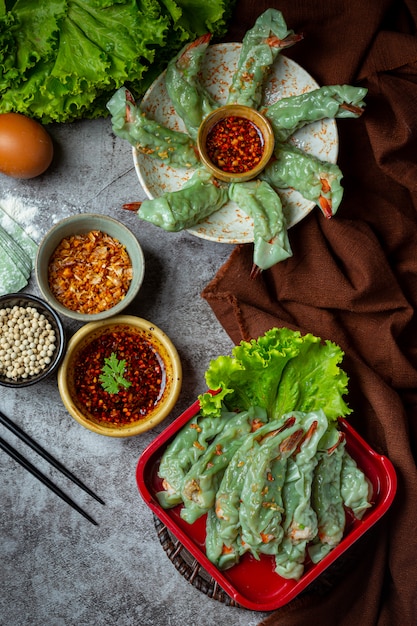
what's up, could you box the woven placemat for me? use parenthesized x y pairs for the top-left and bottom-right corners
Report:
(154, 513), (370, 608)
(153, 514), (242, 607)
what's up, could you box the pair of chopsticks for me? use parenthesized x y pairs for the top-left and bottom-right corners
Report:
(0, 410), (104, 525)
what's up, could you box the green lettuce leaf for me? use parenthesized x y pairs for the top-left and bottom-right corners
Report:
(169, 0), (233, 37)
(199, 327), (351, 424)
(0, 0), (235, 122)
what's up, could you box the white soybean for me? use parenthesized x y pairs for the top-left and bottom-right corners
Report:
(0, 305), (57, 381)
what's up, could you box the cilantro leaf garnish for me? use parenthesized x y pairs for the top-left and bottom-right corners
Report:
(99, 352), (132, 394)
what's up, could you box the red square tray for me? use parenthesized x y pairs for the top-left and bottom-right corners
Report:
(136, 399), (397, 611)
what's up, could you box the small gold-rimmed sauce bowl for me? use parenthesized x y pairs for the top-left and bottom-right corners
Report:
(197, 104), (275, 183)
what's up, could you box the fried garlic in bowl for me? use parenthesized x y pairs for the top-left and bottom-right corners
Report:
(36, 214), (144, 322)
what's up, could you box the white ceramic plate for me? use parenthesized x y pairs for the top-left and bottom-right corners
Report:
(133, 42), (339, 244)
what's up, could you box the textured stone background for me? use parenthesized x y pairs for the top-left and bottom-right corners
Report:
(0, 116), (267, 626)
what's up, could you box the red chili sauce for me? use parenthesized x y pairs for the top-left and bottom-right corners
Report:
(73, 327), (166, 426)
(206, 115), (264, 174)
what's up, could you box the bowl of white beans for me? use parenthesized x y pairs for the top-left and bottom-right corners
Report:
(0, 293), (66, 387)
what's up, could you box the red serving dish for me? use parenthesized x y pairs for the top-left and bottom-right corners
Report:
(136, 399), (397, 611)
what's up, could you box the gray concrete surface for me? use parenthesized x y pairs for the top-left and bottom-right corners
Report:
(0, 117), (269, 626)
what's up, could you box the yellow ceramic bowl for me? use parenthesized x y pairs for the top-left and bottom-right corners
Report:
(58, 316), (182, 437)
(197, 104), (275, 183)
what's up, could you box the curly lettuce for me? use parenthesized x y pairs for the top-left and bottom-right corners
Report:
(0, 0), (235, 122)
(199, 327), (352, 424)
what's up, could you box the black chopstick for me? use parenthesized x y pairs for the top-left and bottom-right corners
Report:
(0, 436), (98, 526)
(0, 410), (104, 505)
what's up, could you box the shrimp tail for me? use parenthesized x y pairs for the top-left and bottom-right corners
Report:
(266, 32), (304, 50)
(122, 202), (142, 212)
(177, 33), (212, 69)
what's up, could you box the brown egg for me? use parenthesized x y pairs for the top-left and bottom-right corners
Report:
(0, 113), (54, 179)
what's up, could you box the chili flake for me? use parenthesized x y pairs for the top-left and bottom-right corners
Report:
(206, 115), (264, 174)
(48, 230), (133, 314)
(72, 326), (166, 425)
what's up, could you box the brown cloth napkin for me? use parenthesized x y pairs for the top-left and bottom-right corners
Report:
(202, 1), (417, 624)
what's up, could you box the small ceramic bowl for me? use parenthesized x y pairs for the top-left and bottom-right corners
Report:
(197, 104), (275, 183)
(0, 292), (66, 387)
(36, 214), (145, 322)
(57, 315), (182, 437)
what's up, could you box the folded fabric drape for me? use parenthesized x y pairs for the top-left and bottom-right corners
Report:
(202, 1), (417, 623)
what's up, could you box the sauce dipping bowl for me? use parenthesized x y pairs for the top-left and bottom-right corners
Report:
(36, 214), (145, 322)
(57, 315), (182, 437)
(0, 292), (66, 387)
(197, 104), (275, 183)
